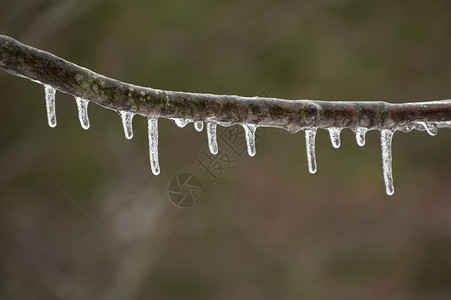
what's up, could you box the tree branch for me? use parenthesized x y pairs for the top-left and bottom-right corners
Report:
(1, 34), (451, 134)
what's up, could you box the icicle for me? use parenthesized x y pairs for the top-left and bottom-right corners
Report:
(328, 128), (341, 149)
(194, 121), (204, 132)
(119, 111), (134, 139)
(305, 129), (317, 174)
(355, 127), (367, 147)
(243, 123), (257, 157)
(419, 122), (438, 136)
(207, 122), (218, 155)
(75, 97), (90, 130)
(148, 117), (160, 175)
(44, 85), (57, 128)
(381, 129), (394, 196)
(171, 118), (191, 128)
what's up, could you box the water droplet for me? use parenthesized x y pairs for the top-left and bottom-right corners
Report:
(305, 129), (317, 174)
(207, 122), (218, 155)
(243, 123), (257, 157)
(148, 117), (160, 175)
(381, 129), (394, 196)
(75, 97), (90, 130)
(356, 127), (367, 147)
(171, 118), (191, 128)
(44, 85), (56, 128)
(420, 122), (438, 136)
(194, 121), (204, 132)
(119, 111), (134, 139)
(328, 128), (341, 148)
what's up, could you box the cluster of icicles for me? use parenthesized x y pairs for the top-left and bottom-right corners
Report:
(44, 85), (440, 196)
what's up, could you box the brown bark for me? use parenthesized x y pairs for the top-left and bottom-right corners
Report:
(1, 34), (450, 133)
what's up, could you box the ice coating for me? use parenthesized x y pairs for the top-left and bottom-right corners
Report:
(75, 97), (90, 130)
(243, 123), (257, 157)
(194, 121), (204, 132)
(119, 111), (134, 139)
(328, 128), (341, 148)
(305, 129), (317, 174)
(381, 129), (394, 196)
(207, 122), (218, 155)
(44, 85), (57, 128)
(148, 118), (160, 175)
(356, 127), (367, 147)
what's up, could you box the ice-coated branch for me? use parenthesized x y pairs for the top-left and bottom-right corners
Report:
(2, 34), (451, 196)
(1, 34), (451, 133)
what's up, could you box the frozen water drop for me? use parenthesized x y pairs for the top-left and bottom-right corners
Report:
(75, 97), (90, 130)
(381, 129), (394, 196)
(194, 121), (204, 132)
(243, 123), (257, 157)
(119, 111), (134, 139)
(420, 122), (438, 136)
(148, 117), (160, 175)
(207, 122), (218, 155)
(328, 128), (341, 148)
(171, 118), (191, 128)
(356, 127), (367, 147)
(44, 85), (57, 128)
(305, 129), (317, 174)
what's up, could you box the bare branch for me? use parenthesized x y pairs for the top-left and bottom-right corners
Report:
(1, 34), (451, 133)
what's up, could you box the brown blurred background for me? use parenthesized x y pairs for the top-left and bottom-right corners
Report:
(1, 0), (451, 299)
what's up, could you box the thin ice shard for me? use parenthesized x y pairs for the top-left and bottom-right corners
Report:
(119, 111), (134, 139)
(381, 129), (394, 196)
(305, 129), (317, 174)
(194, 121), (204, 132)
(207, 122), (218, 155)
(356, 127), (367, 147)
(328, 128), (341, 148)
(75, 97), (90, 130)
(243, 123), (257, 157)
(148, 118), (160, 175)
(44, 84), (57, 128)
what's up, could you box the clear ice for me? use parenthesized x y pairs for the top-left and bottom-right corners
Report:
(75, 97), (90, 130)
(328, 128), (341, 148)
(305, 129), (317, 174)
(420, 122), (438, 136)
(194, 121), (204, 132)
(44, 85), (57, 128)
(207, 122), (218, 155)
(171, 118), (191, 128)
(148, 118), (160, 175)
(243, 123), (257, 157)
(119, 111), (134, 139)
(356, 127), (367, 147)
(381, 129), (394, 196)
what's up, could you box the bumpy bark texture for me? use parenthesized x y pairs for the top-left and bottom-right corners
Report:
(1, 34), (451, 133)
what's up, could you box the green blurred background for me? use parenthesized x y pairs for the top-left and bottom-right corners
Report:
(1, 0), (451, 299)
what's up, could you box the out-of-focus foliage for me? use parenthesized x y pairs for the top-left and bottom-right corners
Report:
(1, 0), (451, 299)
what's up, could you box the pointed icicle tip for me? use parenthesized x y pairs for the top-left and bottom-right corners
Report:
(356, 127), (367, 147)
(381, 129), (395, 196)
(148, 117), (160, 175)
(75, 97), (90, 130)
(305, 128), (317, 174)
(243, 123), (257, 157)
(194, 121), (204, 132)
(119, 111), (134, 139)
(206, 122), (218, 155)
(328, 128), (341, 149)
(44, 85), (57, 128)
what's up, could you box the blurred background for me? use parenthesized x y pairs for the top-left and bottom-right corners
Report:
(1, 0), (451, 299)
